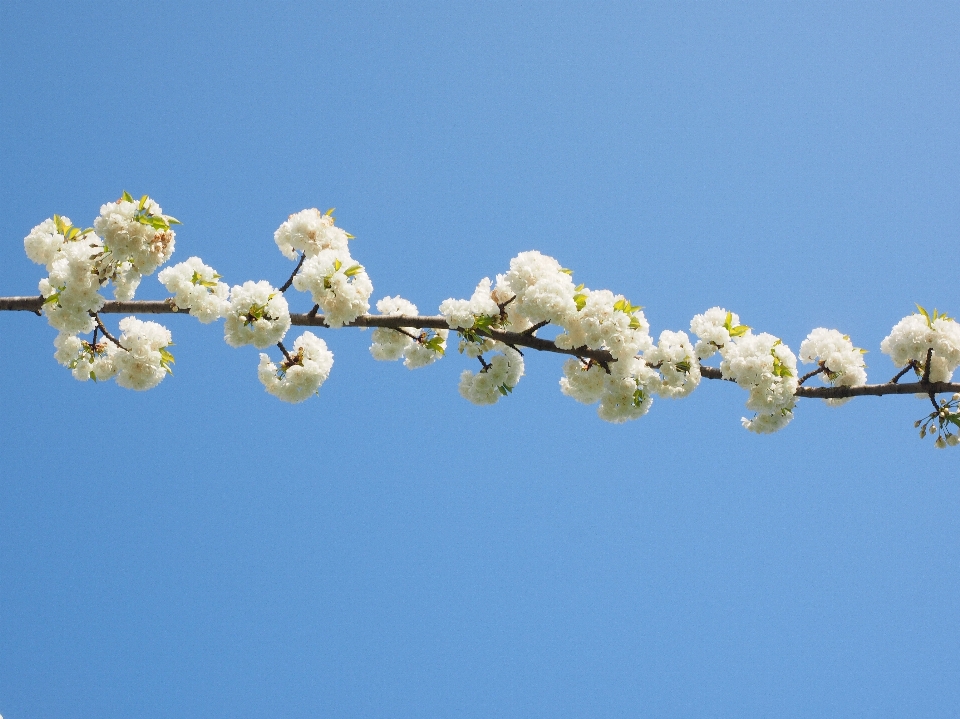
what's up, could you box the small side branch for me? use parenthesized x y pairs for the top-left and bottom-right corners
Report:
(279, 252), (306, 293)
(91, 313), (121, 347)
(798, 365), (827, 386)
(890, 362), (918, 384)
(521, 320), (550, 336)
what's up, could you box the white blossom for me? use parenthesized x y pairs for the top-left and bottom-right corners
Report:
(596, 356), (658, 423)
(274, 208), (351, 260)
(440, 277), (501, 329)
(258, 331), (334, 403)
(690, 307), (747, 359)
(741, 409), (794, 434)
(158, 257), (231, 323)
(114, 317), (173, 391)
(498, 250), (578, 326)
(403, 329), (448, 369)
(554, 289), (652, 362)
(24, 217), (68, 269)
(94, 195), (176, 275)
(880, 309), (960, 384)
(458, 348), (524, 405)
(367, 296), (445, 368)
(799, 328), (868, 406)
(53, 332), (120, 382)
(38, 235), (108, 335)
(370, 296), (419, 361)
(224, 281), (291, 348)
(720, 332), (798, 433)
(559, 358), (607, 405)
(292, 249), (373, 328)
(644, 329), (701, 399)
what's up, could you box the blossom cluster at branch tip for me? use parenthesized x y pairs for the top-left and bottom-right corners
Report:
(881, 305), (960, 384)
(258, 331), (334, 403)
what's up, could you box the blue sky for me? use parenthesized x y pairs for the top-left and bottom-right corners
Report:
(2, 2), (959, 717)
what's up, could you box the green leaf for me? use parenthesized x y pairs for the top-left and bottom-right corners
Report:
(573, 293), (587, 311)
(343, 263), (363, 277)
(676, 360), (691, 373)
(498, 383), (514, 396)
(90, 371), (98, 382)
(423, 334), (445, 355)
(333, 258), (342, 271)
(138, 194), (148, 210)
(560, 268), (573, 275)
(325, 207), (335, 216)
(121, 190), (135, 203)
(165, 216), (182, 226)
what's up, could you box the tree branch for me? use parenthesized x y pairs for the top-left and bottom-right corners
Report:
(279, 252), (306, 293)
(5, 296), (960, 400)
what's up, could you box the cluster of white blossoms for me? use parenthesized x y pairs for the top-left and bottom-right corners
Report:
(157, 257), (231, 323)
(20, 197), (960, 447)
(798, 328), (868, 406)
(458, 347), (525, 405)
(94, 194), (177, 276)
(53, 331), (120, 383)
(277, 209), (373, 328)
(880, 306), (960, 383)
(114, 317), (175, 391)
(258, 331), (334, 403)
(369, 296), (447, 369)
(223, 280), (291, 349)
(690, 308), (798, 433)
(24, 195), (181, 390)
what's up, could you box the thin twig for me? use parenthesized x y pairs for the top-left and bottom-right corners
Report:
(279, 253), (306, 293)
(890, 362), (917, 384)
(91, 313), (121, 347)
(797, 365), (827, 386)
(521, 320), (550, 336)
(392, 327), (420, 340)
(307, 304), (320, 318)
(277, 341), (293, 363)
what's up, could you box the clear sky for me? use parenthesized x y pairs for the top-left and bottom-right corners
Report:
(2, 2), (959, 717)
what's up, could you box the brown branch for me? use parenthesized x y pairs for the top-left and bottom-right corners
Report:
(798, 365), (827, 386)
(5, 296), (960, 401)
(91, 313), (121, 347)
(890, 362), (918, 384)
(521, 320), (550, 336)
(279, 252), (306, 293)
(391, 327), (420, 341)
